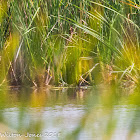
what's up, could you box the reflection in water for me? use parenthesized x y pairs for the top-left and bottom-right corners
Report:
(0, 87), (87, 140)
(0, 86), (140, 140)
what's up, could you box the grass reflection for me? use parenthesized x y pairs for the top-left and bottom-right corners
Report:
(0, 86), (139, 139)
(67, 85), (140, 140)
(0, 87), (89, 139)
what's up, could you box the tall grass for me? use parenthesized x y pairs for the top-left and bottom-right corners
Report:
(0, 0), (139, 87)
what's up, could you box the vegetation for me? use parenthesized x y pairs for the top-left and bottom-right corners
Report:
(0, 0), (139, 88)
(0, 1), (140, 139)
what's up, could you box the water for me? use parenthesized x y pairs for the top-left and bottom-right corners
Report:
(0, 87), (140, 140)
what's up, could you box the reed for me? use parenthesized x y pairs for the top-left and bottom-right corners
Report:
(0, 0), (139, 87)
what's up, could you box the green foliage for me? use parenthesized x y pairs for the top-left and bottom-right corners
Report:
(0, 0), (139, 87)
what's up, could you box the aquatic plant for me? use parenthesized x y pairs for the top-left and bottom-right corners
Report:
(0, 0), (139, 88)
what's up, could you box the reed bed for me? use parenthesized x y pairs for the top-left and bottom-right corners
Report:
(0, 0), (139, 88)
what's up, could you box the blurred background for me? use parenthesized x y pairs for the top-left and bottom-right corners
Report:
(0, 0), (140, 139)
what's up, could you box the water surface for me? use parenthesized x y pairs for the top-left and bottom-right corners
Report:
(0, 87), (140, 140)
